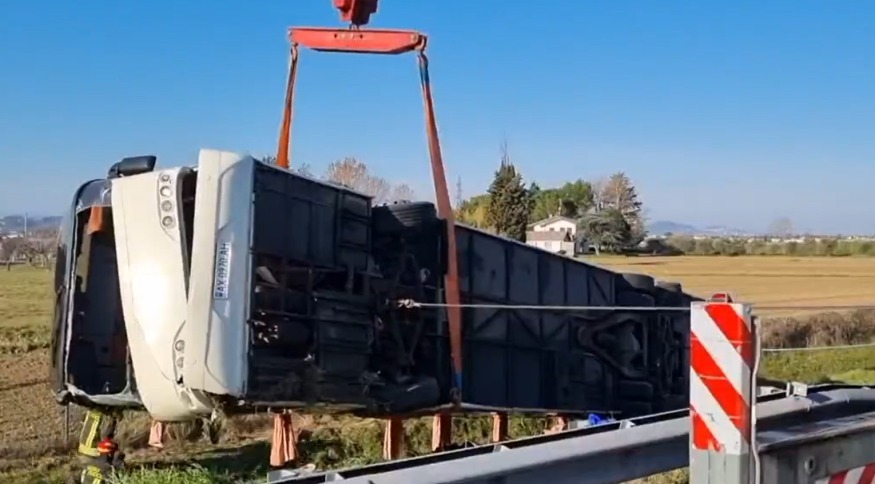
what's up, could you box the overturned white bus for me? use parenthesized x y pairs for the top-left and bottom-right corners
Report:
(51, 149), (694, 423)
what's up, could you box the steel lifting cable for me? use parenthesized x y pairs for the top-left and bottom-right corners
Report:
(396, 299), (875, 313)
(762, 341), (875, 352)
(396, 299), (875, 353)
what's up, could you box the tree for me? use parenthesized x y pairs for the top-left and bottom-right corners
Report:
(578, 208), (631, 254)
(261, 154), (312, 177)
(0, 237), (25, 261)
(324, 157), (393, 203)
(262, 154), (412, 203)
(591, 177), (609, 212)
(530, 188), (561, 222)
(295, 163), (313, 177)
(390, 183), (416, 202)
(555, 179), (594, 218)
(322, 157), (415, 203)
(599, 172), (646, 246)
(528, 180), (594, 223)
(528, 183), (554, 222)
(485, 146), (533, 242)
(666, 235), (695, 254)
(768, 217), (794, 237)
(457, 194), (490, 228)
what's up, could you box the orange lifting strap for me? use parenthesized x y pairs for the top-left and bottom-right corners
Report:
(86, 206), (107, 235)
(275, 0), (465, 401)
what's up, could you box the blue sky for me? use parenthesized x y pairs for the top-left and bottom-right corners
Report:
(1, 1), (873, 234)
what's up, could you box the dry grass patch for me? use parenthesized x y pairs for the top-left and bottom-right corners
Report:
(591, 256), (875, 316)
(762, 309), (875, 348)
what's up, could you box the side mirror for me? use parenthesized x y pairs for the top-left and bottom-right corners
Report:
(107, 156), (157, 179)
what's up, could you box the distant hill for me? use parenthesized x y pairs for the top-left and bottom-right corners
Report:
(648, 220), (752, 236)
(648, 221), (697, 235)
(699, 225), (752, 237)
(0, 215), (62, 235)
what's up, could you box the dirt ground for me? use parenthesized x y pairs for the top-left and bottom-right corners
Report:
(0, 350), (66, 457)
(0, 346), (280, 481)
(2, 257), (875, 481)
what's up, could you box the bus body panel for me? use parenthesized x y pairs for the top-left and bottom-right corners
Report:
(182, 149), (254, 397)
(111, 169), (211, 420)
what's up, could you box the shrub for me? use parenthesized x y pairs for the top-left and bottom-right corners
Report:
(762, 309), (875, 348)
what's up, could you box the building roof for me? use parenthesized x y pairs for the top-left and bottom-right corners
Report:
(528, 215), (576, 228)
(526, 230), (572, 242)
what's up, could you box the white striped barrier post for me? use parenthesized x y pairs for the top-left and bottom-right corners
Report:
(689, 293), (756, 483)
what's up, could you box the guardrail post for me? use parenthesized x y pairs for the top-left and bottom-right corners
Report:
(689, 293), (756, 483)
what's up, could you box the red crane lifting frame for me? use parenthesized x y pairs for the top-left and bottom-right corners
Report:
(275, 0), (465, 404)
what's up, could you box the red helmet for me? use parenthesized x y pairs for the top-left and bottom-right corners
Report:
(97, 438), (118, 455)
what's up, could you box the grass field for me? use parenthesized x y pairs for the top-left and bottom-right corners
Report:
(589, 255), (875, 316)
(1, 257), (874, 483)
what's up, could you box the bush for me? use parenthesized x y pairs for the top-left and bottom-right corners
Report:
(761, 309), (875, 348)
(641, 239), (685, 256)
(758, 309), (875, 384)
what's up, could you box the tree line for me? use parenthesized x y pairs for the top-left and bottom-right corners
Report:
(266, 151), (875, 257)
(0, 228), (57, 268)
(650, 236), (875, 257)
(263, 155), (415, 204)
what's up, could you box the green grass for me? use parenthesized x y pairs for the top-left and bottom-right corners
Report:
(110, 464), (233, 484)
(0, 265), (53, 328)
(2, 263), (875, 483)
(0, 265), (54, 353)
(108, 343), (875, 484)
(1, 466), (77, 484)
(0, 325), (52, 354)
(22, 346), (866, 484)
(761, 346), (875, 384)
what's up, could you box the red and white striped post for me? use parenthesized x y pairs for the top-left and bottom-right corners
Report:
(816, 463), (875, 483)
(689, 293), (757, 484)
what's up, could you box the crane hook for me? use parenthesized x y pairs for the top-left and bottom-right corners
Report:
(334, 0), (379, 27)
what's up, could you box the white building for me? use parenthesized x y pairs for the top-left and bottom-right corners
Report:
(529, 216), (577, 236)
(526, 216), (577, 254)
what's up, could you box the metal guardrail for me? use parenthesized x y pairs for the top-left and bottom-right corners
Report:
(263, 299), (875, 483)
(269, 385), (875, 484)
(268, 410), (689, 484)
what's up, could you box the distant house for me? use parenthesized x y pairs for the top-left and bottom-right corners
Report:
(526, 216), (578, 254)
(529, 216), (577, 236)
